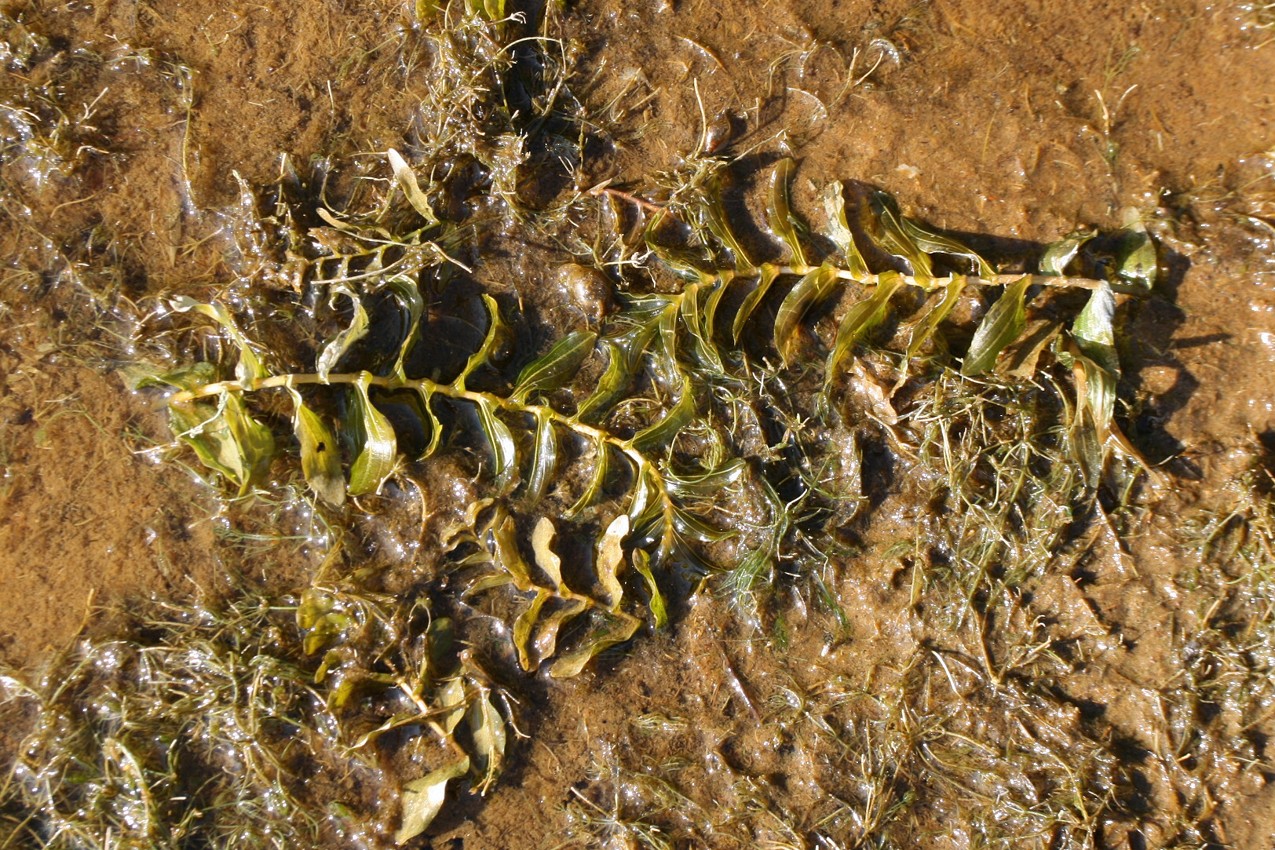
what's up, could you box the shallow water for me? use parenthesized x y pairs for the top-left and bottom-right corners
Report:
(2, 1), (1275, 847)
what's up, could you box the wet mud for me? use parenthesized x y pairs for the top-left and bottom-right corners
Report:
(3, 0), (1275, 848)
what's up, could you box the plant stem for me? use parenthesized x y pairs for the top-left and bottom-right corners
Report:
(169, 371), (681, 556)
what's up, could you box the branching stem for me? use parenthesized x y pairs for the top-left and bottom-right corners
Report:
(170, 371), (680, 555)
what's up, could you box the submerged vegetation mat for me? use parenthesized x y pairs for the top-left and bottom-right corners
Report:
(2, 1), (1275, 848)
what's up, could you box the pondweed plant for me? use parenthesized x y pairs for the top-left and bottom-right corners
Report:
(131, 137), (1159, 839)
(2, 3), (1170, 845)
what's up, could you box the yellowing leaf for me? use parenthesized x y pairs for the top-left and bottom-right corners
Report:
(348, 373), (397, 496)
(388, 148), (438, 226)
(290, 392), (345, 508)
(394, 756), (469, 845)
(467, 688), (506, 794)
(531, 517), (565, 592)
(549, 612), (641, 679)
(596, 514), (629, 609)
(316, 285), (369, 382)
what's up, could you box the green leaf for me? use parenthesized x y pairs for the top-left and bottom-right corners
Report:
(679, 282), (725, 373)
(672, 507), (734, 544)
(317, 286), (369, 383)
(411, 383), (445, 460)
(900, 215), (996, 278)
(630, 376), (696, 453)
(395, 756), (470, 845)
(386, 275), (426, 382)
(868, 191), (933, 279)
(525, 408), (557, 504)
(774, 264), (840, 366)
(578, 327), (656, 423)
(458, 295), (508, 391)
(549, 612), (641, 678)
(664, 459), (747, 499)
(904, 275), (964, 361)
(512, 330), (597, 403)
(290, 392), (345, 508)
(732, 263), (782, 343)
(170, 393), (275, 495)
(596, 514), (629, 609)
(821, 182), (870, 279)
(169, 296), (267, 383)
(961, 275), (1033, 376)
(824, 270), (904, 382)
(1039, 230), (1096, 275)
(467, 688), (506, 794)
(626, 463), (664, 539)
(474, 397), (517, 489)
(348, 373), (397, 496)
(297, 588), (351, 656)
(703, 183), (754, 270)
(388, 148), (438, 227)
(769, 158), (809, 267)
(631, 549), (667, 628)
(567, 437), (612, 517)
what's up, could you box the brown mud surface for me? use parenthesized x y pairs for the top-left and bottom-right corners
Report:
(3, 0), (1275, 848)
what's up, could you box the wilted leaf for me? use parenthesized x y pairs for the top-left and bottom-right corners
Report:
(395, 756), (469, 845)
(512, 330), (597, 403)
(824, 270), (903, 381)
(1114, 226), (1156, 291)
(775, 264), (840, 365)
(961, 275), (1032, 376)
(388, 148), (438, 226)
(297, 588), (351, 656)
(491, 511), (535, 591)
(549, 612), (641, 678)
(467, 688), (506, 794)
(532, 516), (566, 592)
(348, 373), (397, 496)
(999, 320), (1064, 379)
(170, 393), (275, 495)
(512, 590), (550, 671)
(596, 514), (629, 608)
(317, 286), (369, 383)
(821, 181), (870, 279)
(290, 391), (345, 508)
(436, 677), (468, 735)
(769, 158), (809, 267)
(525, 408), (557, 504)
(631, 548), (667, 628)
(532, 596), (588, 662)
(475, 397), (517, 489)
(169, 296), (267, 383)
